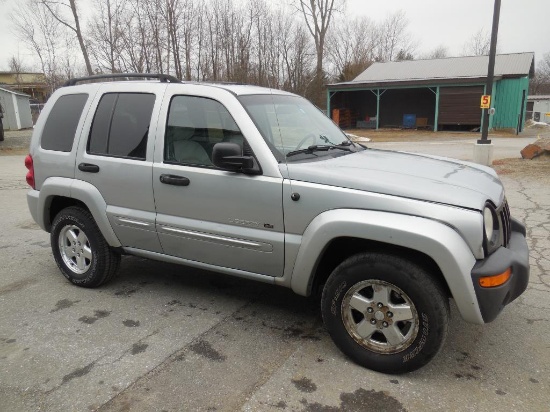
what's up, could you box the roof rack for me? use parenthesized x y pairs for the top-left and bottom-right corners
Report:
(63, 73), (181, 87)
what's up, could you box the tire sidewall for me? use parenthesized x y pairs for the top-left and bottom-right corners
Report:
(322, 254), (448, 374)
(51, 210), (101, 285)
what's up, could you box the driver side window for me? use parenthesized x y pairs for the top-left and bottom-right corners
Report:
(165, 95), (244, 167)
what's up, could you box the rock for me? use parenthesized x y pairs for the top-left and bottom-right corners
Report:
(521, 137), (550, 160)
(525, 119), (550, 129)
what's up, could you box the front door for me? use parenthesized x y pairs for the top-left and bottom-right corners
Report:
(152, 93), (285, 277)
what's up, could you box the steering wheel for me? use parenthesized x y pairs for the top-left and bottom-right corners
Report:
(296, 133), (317, 149)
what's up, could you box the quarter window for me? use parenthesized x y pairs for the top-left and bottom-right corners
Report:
(165, 96), (243, 167)
(41, 94), (88, 152)
(88, 93), (155, 160)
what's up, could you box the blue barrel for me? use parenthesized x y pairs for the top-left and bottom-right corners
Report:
(403, 114), (416, 128)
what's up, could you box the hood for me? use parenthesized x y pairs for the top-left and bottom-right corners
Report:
(284, 149), (504, 210)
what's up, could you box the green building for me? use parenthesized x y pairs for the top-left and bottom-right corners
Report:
(327, 52), (535, 133)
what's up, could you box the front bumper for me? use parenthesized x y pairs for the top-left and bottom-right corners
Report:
(471, 218), (530, 323)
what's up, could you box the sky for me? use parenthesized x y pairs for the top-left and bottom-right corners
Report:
(346, 0), (550, 60)
(0, 0), (549, 71)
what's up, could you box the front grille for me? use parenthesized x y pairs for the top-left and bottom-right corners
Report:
(499, 200), (511, 247)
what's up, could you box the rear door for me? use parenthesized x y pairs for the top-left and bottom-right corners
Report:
(75, 83), (165, 252)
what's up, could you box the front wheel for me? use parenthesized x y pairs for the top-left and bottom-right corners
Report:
(321, 253), (449, 374)
(51, 206), (120, 287)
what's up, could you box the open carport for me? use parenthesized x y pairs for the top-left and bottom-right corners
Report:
(327, 53), (535, 132)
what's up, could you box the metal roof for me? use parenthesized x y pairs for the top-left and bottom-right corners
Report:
(0, 85), (31, 97)
(0, 71), (45, 75)
(330, 53), (535, 88)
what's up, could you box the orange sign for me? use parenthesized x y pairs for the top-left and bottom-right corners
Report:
(481, 95), (491, 109)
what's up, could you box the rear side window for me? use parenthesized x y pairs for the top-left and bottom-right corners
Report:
(87, 93), (155, 160)
(41, 94), (88, 152)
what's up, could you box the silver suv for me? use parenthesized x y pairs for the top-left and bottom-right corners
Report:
(25, 74), (529, 374)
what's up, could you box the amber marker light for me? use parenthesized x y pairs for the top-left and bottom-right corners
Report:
(479, 268), (512, 288)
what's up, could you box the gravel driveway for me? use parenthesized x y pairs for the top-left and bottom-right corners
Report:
(0, 136), (548, 412)
(0, 129), (33, 154)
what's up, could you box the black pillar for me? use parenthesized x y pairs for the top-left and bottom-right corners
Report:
(479, 0), (501, 144)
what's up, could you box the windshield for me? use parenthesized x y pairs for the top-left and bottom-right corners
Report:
(239, 94), (354, 161)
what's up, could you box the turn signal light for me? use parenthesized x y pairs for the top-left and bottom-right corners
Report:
(479, 268), (512, 288)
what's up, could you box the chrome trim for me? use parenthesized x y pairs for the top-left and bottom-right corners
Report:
(160, 226), (273, 252)
(116, 217), (152, 227)
(122, 247), (278, 283)
(500, 200), (511, 247)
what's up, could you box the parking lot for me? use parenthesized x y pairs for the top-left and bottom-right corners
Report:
(1, 132), (549, 411)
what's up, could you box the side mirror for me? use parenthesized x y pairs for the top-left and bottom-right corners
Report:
(212, 142), (255, 172)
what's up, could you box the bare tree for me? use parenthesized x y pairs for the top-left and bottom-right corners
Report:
(120, 0), (154, 73)
(530, 52), (550, 95)
(39, 0), (93, 75)
(295, 0), (339, 105)
(375, 10), (416, 62)
(421, 45), (449, 60)
(160, 0), (184, 79)
(8, 55), (27, 85)
(538, 52), (550, 78)
(462, 29), (492, 56)
(327, 15), (377, 81)
(281, 22), (315, 95)
(89, 0), (126, 73)
(10, 0), (398, 100)
(11, 0), (66, 93)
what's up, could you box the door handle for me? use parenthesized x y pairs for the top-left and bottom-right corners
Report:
(78, 163), (100, 173)
(160, 174), (190, 186)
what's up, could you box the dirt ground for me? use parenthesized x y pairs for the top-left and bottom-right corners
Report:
(493, 156), (550, 179)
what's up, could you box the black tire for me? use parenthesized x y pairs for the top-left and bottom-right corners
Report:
(321, 252), (449, 374)
(51, 206), (120, 287)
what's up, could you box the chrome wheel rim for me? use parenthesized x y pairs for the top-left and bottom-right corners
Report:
(342, 280), (419, 354)
(58, 225), (92, 274)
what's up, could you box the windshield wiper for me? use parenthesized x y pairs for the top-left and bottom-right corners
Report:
(286, 144), (352, 158)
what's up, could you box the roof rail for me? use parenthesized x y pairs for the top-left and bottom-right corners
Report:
(63, 73), (181, 87)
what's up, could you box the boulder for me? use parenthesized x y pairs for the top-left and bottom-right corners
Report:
(521, 137), (550, 160)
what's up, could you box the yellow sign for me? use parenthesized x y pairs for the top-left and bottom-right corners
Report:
(480, 95), (491, 109)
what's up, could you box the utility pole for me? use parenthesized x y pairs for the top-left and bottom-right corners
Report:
(474, 0), (501, 165)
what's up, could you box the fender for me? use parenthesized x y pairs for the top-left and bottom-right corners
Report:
(289, 209), (484, 324)
(34, 177), (121, 247)
(30, 177), (71, 232)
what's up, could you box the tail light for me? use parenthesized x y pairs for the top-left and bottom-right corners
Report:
(24, 154), (35, 189)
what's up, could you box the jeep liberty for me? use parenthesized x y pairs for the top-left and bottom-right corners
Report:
(25, 74), (530, 373)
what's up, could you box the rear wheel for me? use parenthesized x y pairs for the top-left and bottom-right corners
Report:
(321, 252), (449, 374)
(51, 206), (120, 287)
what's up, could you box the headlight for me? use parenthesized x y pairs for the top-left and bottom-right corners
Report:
(483, 206), (494, 241)
(483, 204), (499, 253)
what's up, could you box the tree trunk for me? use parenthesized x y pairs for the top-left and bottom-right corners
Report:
(69, 0), (93, 75)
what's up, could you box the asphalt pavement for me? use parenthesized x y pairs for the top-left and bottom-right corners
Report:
(0, 137), (548, 411)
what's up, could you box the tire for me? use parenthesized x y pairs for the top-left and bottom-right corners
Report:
(321, 252), (449, 374)
(50, 206), (120, 287)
